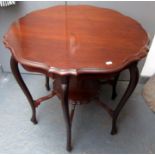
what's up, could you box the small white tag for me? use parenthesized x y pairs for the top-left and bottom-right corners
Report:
(105, 61), (113, 65)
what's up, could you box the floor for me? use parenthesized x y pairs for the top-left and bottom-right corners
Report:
(0, 73), (155, 153)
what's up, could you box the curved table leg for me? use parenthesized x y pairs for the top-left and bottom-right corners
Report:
(10, 56), (37, 124)
(111, 62), (139, 135)
(45, 76), (50, 91)
(60, 76), (72, 151)
(111, 73), (120, 100)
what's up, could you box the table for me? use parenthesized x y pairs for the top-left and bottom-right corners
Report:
(3, 5), (149, 151)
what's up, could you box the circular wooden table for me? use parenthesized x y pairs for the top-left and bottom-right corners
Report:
(3, 5), (149, 151)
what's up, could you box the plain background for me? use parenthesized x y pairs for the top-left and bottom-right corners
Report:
(0, 1), (155, 80)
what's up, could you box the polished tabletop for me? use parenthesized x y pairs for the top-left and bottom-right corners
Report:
(4, 5), (149, 75)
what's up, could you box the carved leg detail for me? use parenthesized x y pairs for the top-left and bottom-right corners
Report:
(111, 73), (120, 100)
(60, 76), (72, 151)
(10, 56), (37, 124)
(111, 62), (139, 135)
(45, 76), (50, 91)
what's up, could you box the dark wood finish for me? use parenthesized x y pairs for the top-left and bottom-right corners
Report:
(45, 76), (50, 91)
(4, 5), (149, 151)
(112, 74), (120, 100)
(53, 75), (100, 102)
(111, 62), (139, 134)
(10, 56), (37, 124)
(60, 76), (72, 151)
(3, 5), (149, 76)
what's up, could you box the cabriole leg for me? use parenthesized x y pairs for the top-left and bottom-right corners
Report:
(10, 56), (37, 124)
(111, 62), (139, 135)
(60, 76), (72, 151)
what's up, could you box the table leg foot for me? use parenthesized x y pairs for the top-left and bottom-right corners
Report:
(111, 73), (120, 100)
(67, 144), (72, 152)
(111, 120), (117, 135)
(111, 62), (139, 134)
(60, 76), (72, 151)
(45, 76), (50, 91)
(10, 56), (37, 124)
(31, 114), (38, 124)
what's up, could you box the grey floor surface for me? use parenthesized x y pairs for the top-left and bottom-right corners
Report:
(0, 73), (155, 153)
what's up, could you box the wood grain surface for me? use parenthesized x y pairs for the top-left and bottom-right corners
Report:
(3, 5), (149, 75)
